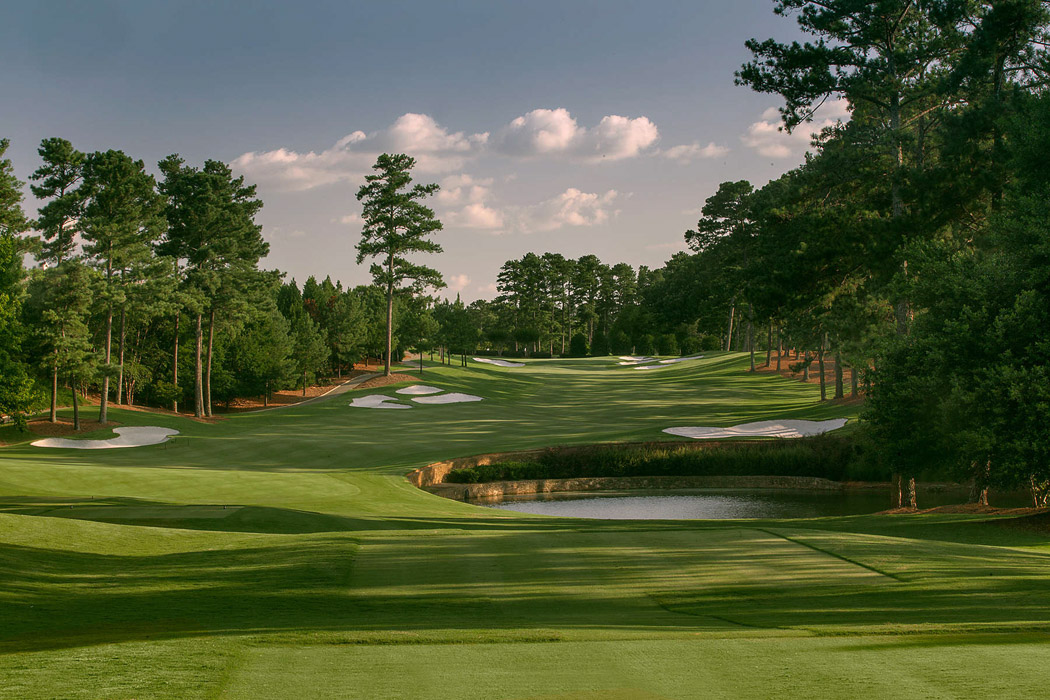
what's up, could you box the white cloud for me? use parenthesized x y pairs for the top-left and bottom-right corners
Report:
(448, 202), (506, 229)
(741, 99), (850, 159)
(661, 141), (730, 162)
(232, 113), (487, 191)
(491, 108), (659, 162)
(441, 187), (621, 234)
(233, 108), (680, 192)
(290, 229), (307, 238)
(447, 273), (471, 293)
(511, 188), (620, 233)
(335, 212), (362, 225)
(436, 174), (493, 206)
(476, 282), (498, 296)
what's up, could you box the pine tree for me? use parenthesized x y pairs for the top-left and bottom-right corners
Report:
(355, 154), (444, 376)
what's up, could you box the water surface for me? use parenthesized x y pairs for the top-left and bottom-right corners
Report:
(480, 488), (1028, 519)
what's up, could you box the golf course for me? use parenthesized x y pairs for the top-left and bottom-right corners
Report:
(2, 353), (1048, 699)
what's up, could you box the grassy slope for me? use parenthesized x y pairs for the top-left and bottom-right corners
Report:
(1, 352), (1048, 699)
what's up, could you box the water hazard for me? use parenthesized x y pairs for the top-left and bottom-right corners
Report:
(479, 488), (1029, 519)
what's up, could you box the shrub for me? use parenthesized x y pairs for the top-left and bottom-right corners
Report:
(444, 435), (886, 483)
(591, 333), (610, 356)
(609, 330), (632, 355)
(657, 333), (679, 356)
(569, 333), (589, 357)
(636, 334), (656, 355)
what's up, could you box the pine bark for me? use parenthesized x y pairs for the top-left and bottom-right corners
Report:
(724, 300), (735, 352)
(205, 309), (215, 417)
(194, 312), (203, 418)
(384, 256), (394, 377)
(173, 311), (180, 413)
(115, 308), (126, 405)
(71, 374), (80, 431)
(834, 352), (844, 399)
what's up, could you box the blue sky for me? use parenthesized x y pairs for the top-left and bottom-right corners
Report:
(1, 1), (844, 300)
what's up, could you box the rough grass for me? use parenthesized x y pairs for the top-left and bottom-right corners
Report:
(0, 352), (1047, 699)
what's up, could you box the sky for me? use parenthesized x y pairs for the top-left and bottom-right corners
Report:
(1, 1), (846, 301)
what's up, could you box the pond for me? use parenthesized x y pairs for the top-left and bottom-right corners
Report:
(479, 488), (1030, 520)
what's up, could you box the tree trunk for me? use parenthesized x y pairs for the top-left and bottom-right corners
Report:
(205, 308), (215, 417)
(724, 300), (735, 352)
(851, 366), (860, 396)
(765, 320), (772, 367)
(891, 473), (902, 509)
(99, 306), (113, 423)
(802, 352), (810, 382)
(818, 337), (826, 401)
(173, 311), (180, 413)
(384, 257), (394, 377)
(263, 381), (269, 408)
(907, 477), (918, 509)
(115, 307), (126, 406)
(50, 354), (59, 423)
(834, 352), (844, 399)
(194, 312), (203, 418)
(776, 325), (782, 372)
(71, 374), (80, 431)
(748, 315), (756, 372)
(303, 371), (307, 397)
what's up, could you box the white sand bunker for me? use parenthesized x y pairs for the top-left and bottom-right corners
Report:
(412, 392), (484, 404)
(663, 419), (848, 440)
(349, 394), (411, 409)
(658, 353), (705, 365)
(473, 357), (524, 368)
(395, 385), (444, 395)
(618, 356), (655, 365)
(32, 426), (179, 450)
(633, 364), (670, 370)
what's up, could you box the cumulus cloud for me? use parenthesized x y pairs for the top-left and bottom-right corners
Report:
(446, 273), (471, 293)
(436, 174), (493, 206)
(661, 141), (730, 162)
(491, 108), (659, 161)
(335, 212), (362, 225)
(233, 108), (682, 191)
(441, 187), (621, 234)
(232, 113), (487, 191)
(448, 202), (506, 229)
(741, 99), (850, 159)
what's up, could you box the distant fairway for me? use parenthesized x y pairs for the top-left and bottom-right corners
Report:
(2, 353), (1048, 699)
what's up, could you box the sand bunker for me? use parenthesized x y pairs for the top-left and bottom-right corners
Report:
(618, 356), (655, 365)
(663, 419), (848, 440)
(473, 358), (524, 368)
(633, 364), (669, 370)
(412, 393), (484, 404)
(658, 353), (705, 365)
(395, 385), (444, 395)
(349, 395), (411, 409)
(32, 426), (179, 450)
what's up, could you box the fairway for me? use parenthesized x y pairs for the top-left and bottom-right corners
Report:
(2, 354), (1049, 699)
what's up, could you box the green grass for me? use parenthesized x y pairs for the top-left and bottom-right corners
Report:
(0, 352), (1047, 699)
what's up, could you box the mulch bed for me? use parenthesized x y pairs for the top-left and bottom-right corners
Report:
(354, 372), (418, 390)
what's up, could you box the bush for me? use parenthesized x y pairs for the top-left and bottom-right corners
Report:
(591, 333), (610, 356)
(568, 333), (589, 357)
(700, 334), (723, 351)
(636, 334), (656, 355)
(609, 330), (632, 355)
(657, 333), (679, 356)
(444, 435), (886, 484)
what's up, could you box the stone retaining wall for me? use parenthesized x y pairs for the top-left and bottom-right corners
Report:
(426, 474), (890, 502)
